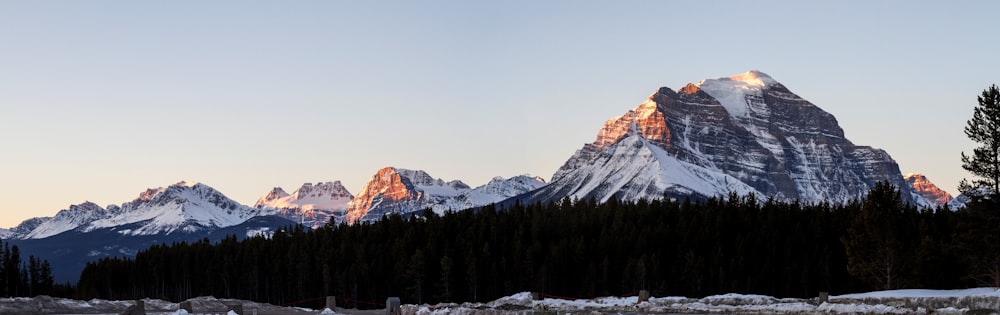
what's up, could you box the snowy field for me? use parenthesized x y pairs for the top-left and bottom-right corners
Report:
(403, 288), (1000, 315)
(3, 288), (999, 315)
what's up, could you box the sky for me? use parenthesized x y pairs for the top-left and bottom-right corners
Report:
(1, 1), (998, 228)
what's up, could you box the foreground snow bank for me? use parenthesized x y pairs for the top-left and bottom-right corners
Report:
(0, 295), (313, 314)
(828, 288), (1000, 313)
(402, 288), (1000, 315)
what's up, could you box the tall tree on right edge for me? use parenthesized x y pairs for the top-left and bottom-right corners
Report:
(960, 84), (1000, 199)
(957, 84), (1000, 287)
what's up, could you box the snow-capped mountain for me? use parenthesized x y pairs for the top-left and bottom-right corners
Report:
(345, 167), (545, 224)
(0, 217), (48, 239)
(254, 181), (354, 227)
(518, 71), (934, 206)
(24, 201), (109, 239)
(904, 173), (953, 207)
(3, 181), (297, 282)
(440, 175), (547, 211)
(6, 181), (271, 240)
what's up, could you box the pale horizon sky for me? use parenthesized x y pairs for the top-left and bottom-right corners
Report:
(2, 1), (998, 228)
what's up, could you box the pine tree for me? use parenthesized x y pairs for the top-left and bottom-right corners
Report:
(842, 182), (914, 290)
(960, 84), (1000, 199)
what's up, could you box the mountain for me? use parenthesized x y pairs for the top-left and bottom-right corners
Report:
(439, 175), (547, 211)
(0, 217), (47, 239)
(5, 181), (272, 240)
(10, 215), (296, 283)
(345, 167), (545, 224)
(904, 173), (953, 207)
(516, 71), (933, 206)
(254, 181), (354, 227)
(3, 181), (298, 282)
(22, 201), (109, 239)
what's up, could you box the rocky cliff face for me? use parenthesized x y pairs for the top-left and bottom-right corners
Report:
(345, 167), (440, 224)
(905, 173), (953, 207)
(526, 71), (932, 206)
(255, 181), (354, 226)
(346, 167), (545, 224)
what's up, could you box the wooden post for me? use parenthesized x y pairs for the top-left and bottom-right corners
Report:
(819, 292), (829, 303)
(179, 301), (193, 313)
(531, 292), (542, 301)
(386, 297), (401, 315)
(637, 290), (650, 303)
(326, 296), (337, 310)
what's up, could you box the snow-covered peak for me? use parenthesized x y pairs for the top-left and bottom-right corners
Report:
(255, 187), (290, 206)
(696, 71), (777, 118)
(84, 181), (265, 235)
(255, 181), (353, 227)
(479, 175), (547, 196)
(728, 70), (777, 87)
(289, 181), (353, 201)
(175, 180), (200, 188)
(24, 201), (109, 239)
(395, 168), (470, 196)
(533, 71), (924, 207)
(346, 167), (524, 224)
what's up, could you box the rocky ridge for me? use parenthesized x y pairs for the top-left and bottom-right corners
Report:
(346, 167), (545, 224)
(520, 71), (935, 206)
(254, 181), (354, 227)
(904, 173), (953, 207)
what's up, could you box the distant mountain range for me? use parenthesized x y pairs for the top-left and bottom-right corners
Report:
(1, 175), (543, 282)
(1, 70), (958, 283)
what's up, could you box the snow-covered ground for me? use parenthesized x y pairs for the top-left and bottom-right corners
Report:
(403, 288), (1000, 315)
(5, 288), (999, 314)
(0, 295), (315, 314)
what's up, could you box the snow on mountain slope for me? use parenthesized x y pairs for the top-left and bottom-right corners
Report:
(5, 181), (271, 240)
(525, 71), (934, 206)
(346, 167), (545, 224)
(25, 202), (109, 239)
(395, 169), (470, 197)
(83, 181), (268, 235)
(1, 217), (48, 239)
(254, 181), (353, 227)
(439, 175), (546, 211)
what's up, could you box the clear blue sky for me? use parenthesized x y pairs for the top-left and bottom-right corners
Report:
(2, 1), (997, 227)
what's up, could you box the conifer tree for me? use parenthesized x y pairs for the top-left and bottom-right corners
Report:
(842, 182), (914, 290)
(960, 84), (1000, 199)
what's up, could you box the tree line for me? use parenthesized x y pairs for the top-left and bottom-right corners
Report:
(0, 239), (57, 297)
(73, 183), (998, 307)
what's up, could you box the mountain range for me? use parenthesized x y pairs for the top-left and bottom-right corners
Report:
(1, 70), (958, 283)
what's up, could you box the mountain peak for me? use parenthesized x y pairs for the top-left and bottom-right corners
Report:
(348, 168), (547, 224)
(678, 83), (702, 95)
(174, 181), (200, 188)
(532, 71), (924, 207)
(728, 70), (777, 87)
(80, 181), (265, 236)
(904, 173), (953, 207)
(255, 180), (353, 227)
(255, 187), (290, 206)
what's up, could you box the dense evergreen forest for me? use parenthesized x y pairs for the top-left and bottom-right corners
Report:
(73, 182), (1000, 307)
(0, 239), (59, 297)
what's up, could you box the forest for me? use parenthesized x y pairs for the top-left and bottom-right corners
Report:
(0, 239), (59, 297)
(73, 182), (1000, 308)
